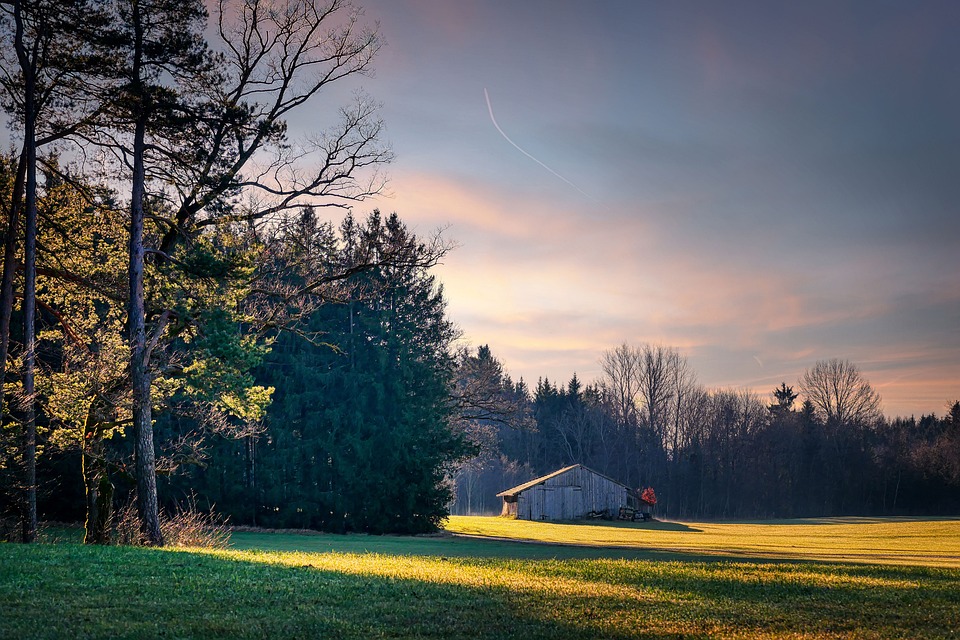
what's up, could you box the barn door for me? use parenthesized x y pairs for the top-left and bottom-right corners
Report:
(559, 486), (582, 519)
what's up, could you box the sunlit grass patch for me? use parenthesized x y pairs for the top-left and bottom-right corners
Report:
(444, 515), (960, 567)
(162, 544), (959, 638)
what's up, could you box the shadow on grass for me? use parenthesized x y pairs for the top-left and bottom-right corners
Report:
(232, 527), (730, 563)
(518, 518), (703, 533)
(37, 524), (822, 566)
(710, 516), (958, 526)
(738, 516), (960, 525)
(2, 542), (958, 639)
(44, 521), (960, 569)
(611, 519), (703, 533)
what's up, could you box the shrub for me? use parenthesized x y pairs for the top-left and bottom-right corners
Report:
(114, 496), (230, 548)
(0, 515), (22, 542)
(640, 487), (657, 506)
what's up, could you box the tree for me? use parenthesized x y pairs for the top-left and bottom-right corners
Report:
(769, 382), (798, 414)
(910, 401), (960, 488)
(193, 211), (468, 533)
(17, 160), (278, 545)
(453, 345), (532, 433)
(15, 159), (262, 544)
(637, 344), (676, 442)
(665, 349), (699, 456)
(597, 343), (691, 492)
(90, 0), (217, 546)
(63, 0), (389, 545)
(799, 359), (882, 427)
(34, 170), (130, 543)
(2, 0), (46, 543)
(449, 345), (533, 514)
(598, 344), (642, 430)
(0, 0), (97, 541)
(0, 0), (101, 422)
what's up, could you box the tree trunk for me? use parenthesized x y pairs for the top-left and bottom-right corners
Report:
(82, 448), (114, 545)
(0, 152), (26, 426)
(21, 114), (37, 544)
(129, 114), (162, 546)
(16, 0), (39, 542)
(82, 406), (114, 544)
(126, 0), (163, 546)
(246, 435), (257, 526)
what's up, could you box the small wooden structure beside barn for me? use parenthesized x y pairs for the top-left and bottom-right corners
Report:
(497, 464), (633, 520)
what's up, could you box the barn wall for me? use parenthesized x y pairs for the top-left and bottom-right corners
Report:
(514, 467), (628, 520)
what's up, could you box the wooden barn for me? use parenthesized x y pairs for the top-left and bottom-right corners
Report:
(497, 464), (632, 520)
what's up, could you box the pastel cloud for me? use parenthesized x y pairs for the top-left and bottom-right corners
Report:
(369, 168), (958, 417)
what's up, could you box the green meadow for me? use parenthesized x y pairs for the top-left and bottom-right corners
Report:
(2, 517), (959, 638)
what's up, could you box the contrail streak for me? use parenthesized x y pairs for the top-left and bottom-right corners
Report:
(484, 88), (593, 199)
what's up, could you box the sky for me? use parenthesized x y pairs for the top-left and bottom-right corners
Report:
(5, 1), (957, 418)
(333, 0), (959, 418)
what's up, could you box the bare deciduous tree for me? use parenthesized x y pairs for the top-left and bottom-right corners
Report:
(800, 358), (882, 427)
(637, 344), (679, 443)
(666, 350), (700, 456)
(599, 343), (642, 429)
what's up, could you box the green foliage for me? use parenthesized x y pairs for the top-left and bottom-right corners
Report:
(34, 171), (130, 451)
(189, 211), (470, 534)
(28, 165), (274, 442)
(0, 153), (280, 538)
(1, 0), (392, 542)
(181, 307), (273, 424)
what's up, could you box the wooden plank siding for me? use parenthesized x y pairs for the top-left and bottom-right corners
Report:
(500, 465), (630, 521)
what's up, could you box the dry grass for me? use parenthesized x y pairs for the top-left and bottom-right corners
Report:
(113, 499), (230, 549)
(444, 515), (960, 567)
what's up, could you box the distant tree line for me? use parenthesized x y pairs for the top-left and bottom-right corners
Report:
(450, 345), (960, 519)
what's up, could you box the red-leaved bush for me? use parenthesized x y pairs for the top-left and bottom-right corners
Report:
(640, 487), (657, 506)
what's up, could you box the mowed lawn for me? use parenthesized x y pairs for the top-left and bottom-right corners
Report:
(1, 517), (959, 639)
(444, 515), (960, 568)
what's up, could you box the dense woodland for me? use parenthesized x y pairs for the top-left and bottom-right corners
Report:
(0, 0), (957, 544)
(448, 348), (960, 519)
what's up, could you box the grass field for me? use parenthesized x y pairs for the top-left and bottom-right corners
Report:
(444, 515), (960, 568)
(2, 517), (959, 638)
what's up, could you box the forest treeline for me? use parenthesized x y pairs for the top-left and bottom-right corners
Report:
(450, 347), (960, 520)
(1, 0), (957, 544)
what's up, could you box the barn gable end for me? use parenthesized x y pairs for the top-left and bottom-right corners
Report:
(496, 465), (631, 521)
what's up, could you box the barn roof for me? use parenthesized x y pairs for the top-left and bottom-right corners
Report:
(496, 464), (631, 498)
